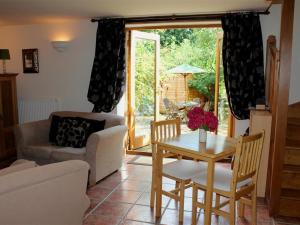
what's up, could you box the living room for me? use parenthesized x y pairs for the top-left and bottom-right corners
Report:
(0, 0), (300, 224)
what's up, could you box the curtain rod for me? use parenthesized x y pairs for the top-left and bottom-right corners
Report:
(91, 9), (270, 23)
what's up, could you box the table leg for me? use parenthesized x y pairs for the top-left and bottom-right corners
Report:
(155, 145), (163, 218)
(204, 159), (215, 225)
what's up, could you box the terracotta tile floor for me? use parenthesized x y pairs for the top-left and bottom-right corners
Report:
(84, 155), (300, 225)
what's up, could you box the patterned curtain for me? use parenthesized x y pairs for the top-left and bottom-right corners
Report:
(87, 19), (126, 112)
(221, 13), (265, 120)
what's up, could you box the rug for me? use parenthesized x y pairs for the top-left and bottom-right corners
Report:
(127, 156), (177, 166)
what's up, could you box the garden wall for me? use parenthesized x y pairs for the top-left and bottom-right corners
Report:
(159, 74), (205, 112)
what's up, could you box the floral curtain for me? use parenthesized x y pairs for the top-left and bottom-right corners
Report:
(221, 13), (265, 120)
(87, 19), (126, 112)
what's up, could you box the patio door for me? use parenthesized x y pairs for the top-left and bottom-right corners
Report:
(214, 33), (234, 137)
(128, 31), (160, 150)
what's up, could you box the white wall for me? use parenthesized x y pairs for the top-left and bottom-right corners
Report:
(289, 0), (300, 104)
(0, 4), (298, 126)
(0, 20), (97, 112)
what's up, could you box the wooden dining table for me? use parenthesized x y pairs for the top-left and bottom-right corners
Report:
(155, 132), (237, 225)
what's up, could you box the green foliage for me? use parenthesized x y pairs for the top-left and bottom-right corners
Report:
(135, 40), (155, 115)
(153, 29), (195, 47)
(188, 73), (215, 102)
(134, 28), (224, 115)
(160, 28), (222, 72)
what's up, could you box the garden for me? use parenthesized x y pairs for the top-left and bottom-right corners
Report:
(134, 27), (230, 138)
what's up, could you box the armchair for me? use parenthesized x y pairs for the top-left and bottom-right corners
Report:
(15, 111), (128, 185)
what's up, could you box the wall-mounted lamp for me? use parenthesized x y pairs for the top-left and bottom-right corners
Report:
(51, 41), (70, 52)
(0, 49), (10, 73)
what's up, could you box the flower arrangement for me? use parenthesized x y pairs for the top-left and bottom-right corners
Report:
(187, 107), (218, 132)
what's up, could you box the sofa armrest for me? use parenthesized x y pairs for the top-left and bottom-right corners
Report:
(85, 125), (128, 185)
(15, 119), (51, 157)
(0, 160), (90, 225)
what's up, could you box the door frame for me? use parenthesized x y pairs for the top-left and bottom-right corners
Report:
(127, 30), (160, 151)
(125, 23), (234, 155)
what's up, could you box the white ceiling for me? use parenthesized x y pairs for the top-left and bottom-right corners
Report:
(0, 0), (271, 26)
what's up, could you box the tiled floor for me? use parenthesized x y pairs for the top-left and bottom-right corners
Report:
(84, 155), (300, 225)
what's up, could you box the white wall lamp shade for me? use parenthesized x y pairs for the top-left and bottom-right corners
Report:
(51, 41), (70, 52)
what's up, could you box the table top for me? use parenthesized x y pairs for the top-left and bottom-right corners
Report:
(157, 132), (237, 160)
(176, 101), (199, 108)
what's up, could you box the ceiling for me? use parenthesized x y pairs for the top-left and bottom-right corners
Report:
(0, 0), (271, 26)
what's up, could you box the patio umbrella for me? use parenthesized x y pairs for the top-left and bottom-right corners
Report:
(167, 64), (205, 102)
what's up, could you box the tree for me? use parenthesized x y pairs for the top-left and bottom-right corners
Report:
(153, 29), (195, 47)
(188, 72), (215, 102)
(134, 28), (223, 115)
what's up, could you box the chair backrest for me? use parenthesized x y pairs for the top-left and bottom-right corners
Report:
(163, 98), (179, 112)
(150, 118), (181, 145)
(163, 98), (171, 109)
(231, 131), (265, 190)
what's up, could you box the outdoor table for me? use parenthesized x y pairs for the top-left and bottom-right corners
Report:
(155, 132), (237, 225)
(176, 101), (199, 110)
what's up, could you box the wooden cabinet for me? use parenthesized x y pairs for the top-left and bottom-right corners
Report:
(249, 110), (272, 197)
(0, 73), (18, 164)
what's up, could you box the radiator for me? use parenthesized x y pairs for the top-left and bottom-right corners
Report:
(18, 98), (61, 124)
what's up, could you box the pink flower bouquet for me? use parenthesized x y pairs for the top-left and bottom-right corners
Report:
(187, 107), (218, 132)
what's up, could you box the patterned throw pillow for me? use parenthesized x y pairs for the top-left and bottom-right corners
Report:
(55, 118), (91, 148)
(49, 115), (63, 143)
(49, 116), (106, 148)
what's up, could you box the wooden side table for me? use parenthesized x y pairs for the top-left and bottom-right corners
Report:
(250, 109), (272, 197)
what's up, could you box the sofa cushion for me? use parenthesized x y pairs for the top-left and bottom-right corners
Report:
(49, 115), (63, 143)
(23, 144), (62, 160)
(49, 116), (105, 148)
(10, 159), (36, 166)
(51, 147), (86, 161)
(55, 118), (91, 148)
(0, 160), (37, 177)
(86, 118), (106, 136)
(51, 111), (123, 129)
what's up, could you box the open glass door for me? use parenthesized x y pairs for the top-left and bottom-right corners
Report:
(128, 31), (160, 150)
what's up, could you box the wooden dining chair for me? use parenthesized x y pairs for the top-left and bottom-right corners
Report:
(191, 131), (265, 225)
(150, 117), (207, 222)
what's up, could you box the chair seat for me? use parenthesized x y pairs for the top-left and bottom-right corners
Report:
(192, 167), (252, 192)
(163, 159), (207, 181)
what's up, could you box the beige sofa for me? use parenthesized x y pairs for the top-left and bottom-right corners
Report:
(0, 160), (90, 225)
(15, 111), (128, 185)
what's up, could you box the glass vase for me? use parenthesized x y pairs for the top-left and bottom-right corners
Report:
(199, 128), (207, 143)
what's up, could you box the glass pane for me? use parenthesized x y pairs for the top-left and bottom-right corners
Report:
(134, 39), (156, 147)
(217, 54), (230, 136)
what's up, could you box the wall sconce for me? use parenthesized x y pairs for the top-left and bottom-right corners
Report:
(51, 41), (70, 52)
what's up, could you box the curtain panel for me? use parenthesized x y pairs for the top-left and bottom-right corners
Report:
(87, 19), (126, 112)
(222, 13), (265, 120)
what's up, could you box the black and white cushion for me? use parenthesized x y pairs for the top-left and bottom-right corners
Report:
(49, 116), (105, 148)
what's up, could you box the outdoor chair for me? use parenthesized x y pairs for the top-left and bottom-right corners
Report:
(191, 131), (265, 225)
(150, 118), (207, 223)
(163, 98), (185, 120)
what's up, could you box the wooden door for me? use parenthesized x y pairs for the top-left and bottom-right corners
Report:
(128, 31), (160, 150)
(214, 33), (234, 137)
